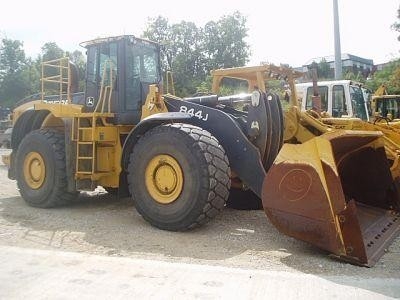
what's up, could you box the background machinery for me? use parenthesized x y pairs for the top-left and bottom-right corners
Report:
(6, 36), (400, 266)
(370, 84), (400, 121)
(292, 77), (400, 185)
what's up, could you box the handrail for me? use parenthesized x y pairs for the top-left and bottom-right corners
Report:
(41, 57), (71, 104)
(95, 59), (116, 113)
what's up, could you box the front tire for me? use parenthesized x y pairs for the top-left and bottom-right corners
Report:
(15, 128), (78, 208)
(128, 123), (230, 231)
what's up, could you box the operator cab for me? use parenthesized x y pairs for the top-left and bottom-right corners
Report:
(296, 80), (369, 121)
(79, 35), (162, 124)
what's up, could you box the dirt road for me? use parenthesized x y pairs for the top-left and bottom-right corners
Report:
(0, 149), (399, 298)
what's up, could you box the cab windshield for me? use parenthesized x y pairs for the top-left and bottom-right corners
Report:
(126, 41), (161, 84)
(350, 85), (368, 121)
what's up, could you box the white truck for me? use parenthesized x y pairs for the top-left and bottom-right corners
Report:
(295, 80), (369, 121)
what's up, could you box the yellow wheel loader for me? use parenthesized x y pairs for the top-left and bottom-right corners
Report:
(6, 36), (400, 266)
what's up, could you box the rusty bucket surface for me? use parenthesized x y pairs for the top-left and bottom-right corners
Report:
(262, 130), (400, 266)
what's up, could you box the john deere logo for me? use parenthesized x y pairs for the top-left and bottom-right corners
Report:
(86, 97), (94, 107)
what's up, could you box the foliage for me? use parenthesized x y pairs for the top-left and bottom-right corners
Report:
(0, 39), (26, 76)
(1, 12), (249, 107)
(0, 38), (87, 108)
(67, 50), (86, 91)
(0, 39), (31, 107)
(310, 58), (332, 80)
(202, 12), (250, 72)
(365, 5), (400, 93)
(365, 59), (400, 94)
(343, 71), (366, 83)
(40, 42), (64, 62)
(143, 12), (250, 96)
(392, 5), (400, 41)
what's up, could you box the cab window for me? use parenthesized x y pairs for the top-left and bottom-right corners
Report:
(86, 47), (97, 83)
(332, 85), (347, 117)
(86, 43), (118, 86)
(306, 86), (328, 111)
(98, 43), (118, 86)
(350, 86), (367, 120)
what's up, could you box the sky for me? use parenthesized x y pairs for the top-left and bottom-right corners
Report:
(1, 0), (399, 67)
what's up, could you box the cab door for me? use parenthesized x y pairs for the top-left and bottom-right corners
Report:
(85, 42), (118, 112)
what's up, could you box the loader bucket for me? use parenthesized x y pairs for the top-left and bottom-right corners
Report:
(262, 130), (400, 266)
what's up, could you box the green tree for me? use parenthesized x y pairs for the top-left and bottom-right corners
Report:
(67, 50), (86, 91)
(142, 12), (250, 96)
(143, 18), (203, 95)
(0, 39), (84, 107)
(0, 39), (31, 107)
(343, 71), (365, 83)
(317, 58), (332, 79)
(142, 16), (175, 71)
(0, 39), (26, 76)
(169, 21), (204, 95)
(365, 59), (400, 94)
(392, 5), (400, 41)
(310, 59), (332, 80)
(40, 42), (64, 62)
(203, 11), (250, 72)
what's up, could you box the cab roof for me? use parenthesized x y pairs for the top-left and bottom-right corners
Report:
(79, 35), (159, 48)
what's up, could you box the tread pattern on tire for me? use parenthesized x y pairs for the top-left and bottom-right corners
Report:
(16, 128), (77, 208)
(129, 123), (230, 231)
(178, 124), (231, 228)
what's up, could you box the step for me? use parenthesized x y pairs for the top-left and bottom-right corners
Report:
(77, 142), (94, 145)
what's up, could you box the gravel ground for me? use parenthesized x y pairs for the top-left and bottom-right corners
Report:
(0, 148), (399, 295)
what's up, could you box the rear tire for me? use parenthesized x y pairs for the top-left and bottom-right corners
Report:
(128, 123), (230, 231)
(15, 128), (78, 208)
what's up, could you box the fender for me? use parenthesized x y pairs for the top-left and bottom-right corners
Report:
(164, 97), (266, 197)
(123, 98), (267, 197)
(121, 112), (192, 171)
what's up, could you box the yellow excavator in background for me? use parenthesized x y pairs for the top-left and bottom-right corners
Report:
(370, 84), (400, 122)
(5, 36), (400, 267)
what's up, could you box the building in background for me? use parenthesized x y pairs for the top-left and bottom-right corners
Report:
(295, 53), (374, 79)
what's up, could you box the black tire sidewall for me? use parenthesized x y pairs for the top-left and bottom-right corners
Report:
(16, 130), (58, 206)
(129, 127), (210, 230)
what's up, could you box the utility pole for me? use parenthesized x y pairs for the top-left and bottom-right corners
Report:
(333, 0), (342, 79)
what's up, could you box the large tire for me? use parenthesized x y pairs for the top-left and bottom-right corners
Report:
(15, 128), (78, 208)
(226, 188), (263, 210)
(128, 123), (230, 231)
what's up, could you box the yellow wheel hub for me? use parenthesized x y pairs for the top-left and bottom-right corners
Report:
(145, 154), (184, 204)
(23, 151), (46, 189)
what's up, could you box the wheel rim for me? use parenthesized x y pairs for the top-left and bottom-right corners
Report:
(145, 154), (184, 204)
(23, 151), (46, 189)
